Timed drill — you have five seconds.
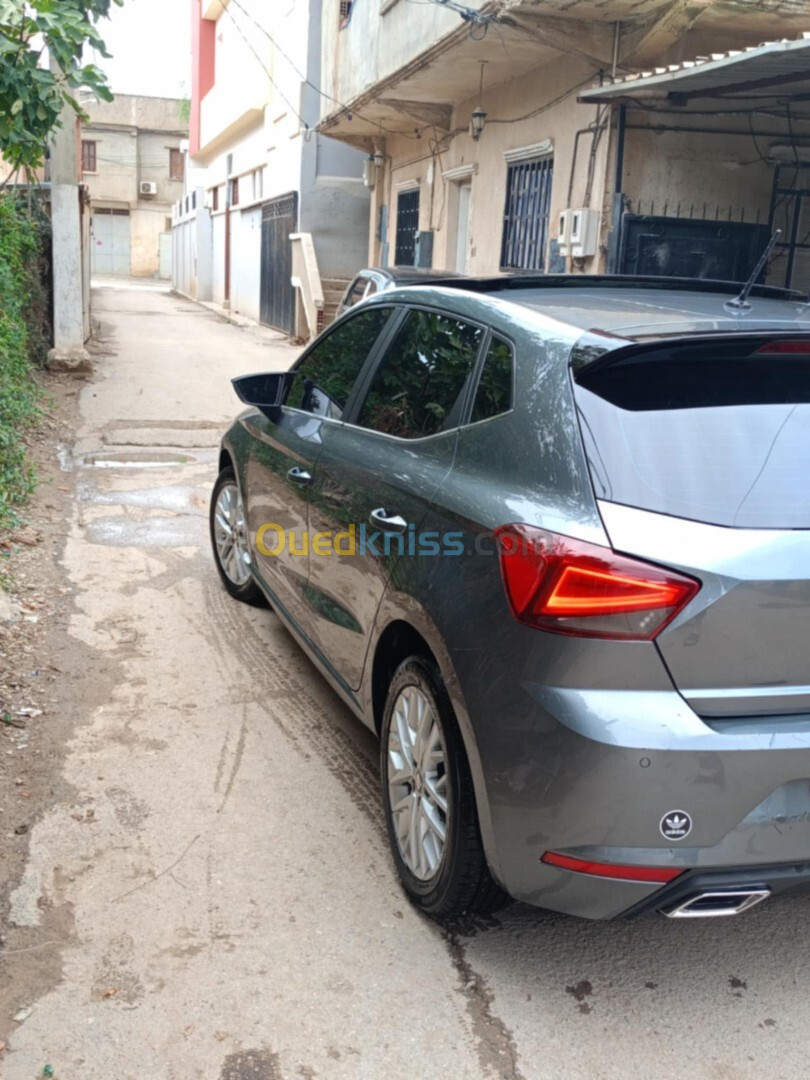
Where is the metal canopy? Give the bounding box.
[579,34,810,103]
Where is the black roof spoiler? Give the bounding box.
[418,274,807,304]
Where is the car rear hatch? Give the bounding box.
[573,334,810,722]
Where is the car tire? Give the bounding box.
[210,467,264,606]
[380,656,507,918]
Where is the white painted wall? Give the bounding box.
[186,0,369,322]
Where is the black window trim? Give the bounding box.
[463,328,518,429]
[340,301,491,443]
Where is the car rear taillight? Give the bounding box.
[755,340,810,355]
[494,525,699,640]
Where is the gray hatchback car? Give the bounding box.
[211,275,810,921]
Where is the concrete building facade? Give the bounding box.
[177,0,370,334]
[82,95,188,278]
[318,0,810,290]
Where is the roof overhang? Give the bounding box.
[579,34,810,105]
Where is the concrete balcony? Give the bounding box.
[318,0,810,148]
[197,80,267,161]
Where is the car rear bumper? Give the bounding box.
[476,684,810,918]
[623,861,810,919]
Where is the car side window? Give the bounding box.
[355,308,483,439]
[346,276,368,308]
[285,307,392,420]
[470,335,514,423]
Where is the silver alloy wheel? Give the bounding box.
[213,481,252,587]
[386,685,449,881]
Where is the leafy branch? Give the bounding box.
[0,0,122,175]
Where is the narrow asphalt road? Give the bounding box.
[5,281,808,1079]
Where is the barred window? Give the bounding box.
[500,156,554,271]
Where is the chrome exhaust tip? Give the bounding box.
[664,888,771,919]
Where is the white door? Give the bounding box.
[158,233,172,280]
[92,211,131,275]
[455,183,471,273]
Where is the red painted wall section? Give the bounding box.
[190,0,216,157]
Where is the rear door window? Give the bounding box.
[285,306,393,420]
[470,335,514,423]
[574,337,810,528]
[354,308,483,438]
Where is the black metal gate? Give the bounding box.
[395,190,420,266]
[619,214,767,282]
[260,192,298,334]
[769,164,810,293]
[500,156,554,271]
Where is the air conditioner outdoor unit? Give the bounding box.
[140,181,158,196]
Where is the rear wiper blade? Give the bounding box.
[724,229,781,314]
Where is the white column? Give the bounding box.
[47,67,91,370]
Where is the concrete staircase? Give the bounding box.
[320,277,350,330]
[291,233,352,339]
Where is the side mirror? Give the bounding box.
[232,372,293,420]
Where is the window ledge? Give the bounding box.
[503,139,553,164]
[442,162,477,182]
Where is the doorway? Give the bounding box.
[92,209,131,275]
[454,183,471,273]
[259,192,298,334]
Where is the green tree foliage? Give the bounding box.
[0,0,121,175]
[357,310,483,438]
[0,194,50,529]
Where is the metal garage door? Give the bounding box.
[92,209,131,275]
[259,192,297,334]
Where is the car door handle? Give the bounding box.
[287,466,312,486]
[369,507,409,534]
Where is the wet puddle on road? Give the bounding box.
[82,450,199,468]
[83,514,208,548]
[78,482,209,516]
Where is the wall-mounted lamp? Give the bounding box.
[470,61,488,142]
[470,107,487,141]
[364,149,385,187]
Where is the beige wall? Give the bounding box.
[377,55,607,275]
[86,95,187,133]
[374,49,808,279]
[130,207,174,276]
[83,95,187,276]
[622,124,775,222]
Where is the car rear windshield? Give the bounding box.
[573,337,810,529]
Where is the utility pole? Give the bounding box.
[47,60,91,372]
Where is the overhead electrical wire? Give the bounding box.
[227,0,423,140]
[224,0,611,154]
[220,2,307,127]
